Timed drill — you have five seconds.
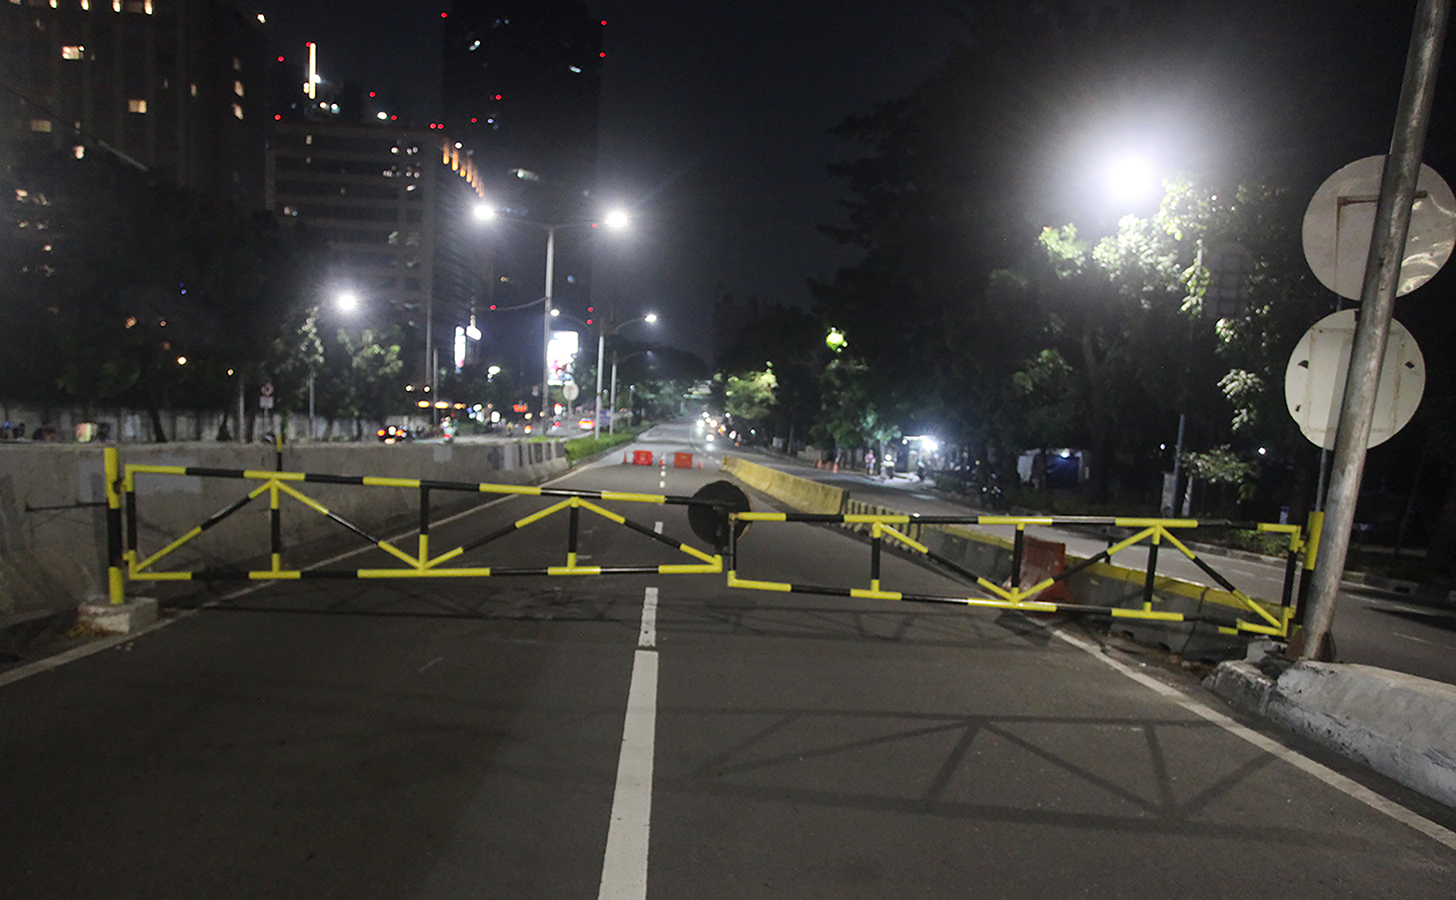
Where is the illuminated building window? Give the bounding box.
[233,80,244,97]
[73,145,85,159]
[113,1,121,12]
[30,119,53,132]
[233,58,241,71]
[232,103,243,119]
[128,99,146,113]
[81,0,88,8]
[62,45,84,59]
[189,83,197,97]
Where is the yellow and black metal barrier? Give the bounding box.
[724,510,1305,638]
[102,447,722,602]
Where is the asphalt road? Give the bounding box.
[1,421,1453,898]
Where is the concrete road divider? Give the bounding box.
[1206,660,1456,808]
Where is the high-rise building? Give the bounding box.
[1,0,269,209]
[442,1,607,390]
[266,121,488,393]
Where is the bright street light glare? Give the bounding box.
[1105,155,1159,206]
[337,291,359,312]
[603,209,629,229]
[644,313,658,323]
[473,204,496,221]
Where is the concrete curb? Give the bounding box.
[1205,659,1456,808]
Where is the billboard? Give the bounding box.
[547,329,580,385]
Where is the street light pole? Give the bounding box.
[541,224,556,420]
[595,326,606,440]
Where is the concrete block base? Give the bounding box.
[1206,658,1456,808]
[77,597,158,635]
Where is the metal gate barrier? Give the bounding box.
[101,447,723,602]
[724,510,1306,638]
[101,447,1307,639]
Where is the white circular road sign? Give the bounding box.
[1302,155,1456,301]
[1284,309,1425,450]
[561,381,580,401]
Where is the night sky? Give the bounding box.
[252,1,1439,363]
[252,0,962,360]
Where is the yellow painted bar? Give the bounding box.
[879,525,928,554]
[679,544,718,565]
[359,567,495,578]
[726,572,793,592]
[276,481,331,516]
[356,565,495,579]
[362,476,422,488]
[129,571,193,582]
[1304,511,1324,569]
[1111,608,1185,621]
[1218,626,1240,635]
[133,525,203,572]
[105,448,124,604]
[548,565,604,576]
[513,497,572,529]
[599,490,667,503]
[977,578,1015,601]
[127,464,190,476]
[979,516,1053,525]
[1159,529,1198,560]
[245,469,305,481]
[271,552,282,572]
[248,570,302,580]
[1007,576,1058,603]
[1116,517,1198,528]
[376,540,424,568]
[851,588,903,600]
[418,533,429,565]
[423,547,466,568]
[579,499,627,524]
[1257,522,1301,535]
[478,483,543,496]
[958,596,1060,613]
[1104,526,1158,558]
[1232,588,1283,628]
[1236,619,1288,636]
[845,514,909,524]
[736,512,788,521]
[658,563,722,574]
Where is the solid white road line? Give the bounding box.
[599,587,660,900]
[1054,628,1456,852]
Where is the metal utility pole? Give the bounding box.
[1300,0,1450,660]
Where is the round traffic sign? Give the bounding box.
[1284,309,1425,450]
[562,381,580,401]
[1302,155,1456,301]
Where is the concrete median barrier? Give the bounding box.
[1206,660,1456,808]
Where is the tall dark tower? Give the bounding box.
[443,0,604,217]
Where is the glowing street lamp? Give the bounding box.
[479,208,631,418]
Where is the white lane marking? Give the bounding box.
[1393,632,1439,647]
[599,586,660,900]
[653,521,663,535]
[1054,628,1456,852]
[639,587,658,649]
[659,480,666,489]
[417,656,444,673]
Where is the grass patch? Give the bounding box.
[563,428,643,463]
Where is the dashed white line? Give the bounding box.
[598,586,660,900]
[653,521,663,535]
